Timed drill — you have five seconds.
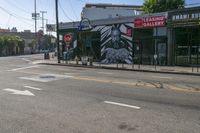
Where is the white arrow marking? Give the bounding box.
[3,88,35,96]
[24,86,42,90]
[22,58,31,63]
[10,65,41,71]
[104,101,141,110]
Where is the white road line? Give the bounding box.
[24,86,42,91]
[98,72,113,75]
[104,101,141,110]
[10,65,41,71]
[22,58,31,62]
[152,76,172,79]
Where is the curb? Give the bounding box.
[38,62,200,76]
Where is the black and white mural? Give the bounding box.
[92,23,133,64]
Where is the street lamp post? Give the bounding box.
[40,11,47,33]
[34,0,38,52]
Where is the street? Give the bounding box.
[0,54,200,133]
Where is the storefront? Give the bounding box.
[168,7,200,66]
[133,14,168,66]
[57,7,200,66]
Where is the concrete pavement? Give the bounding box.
[0,54,199,133]
[33,56,200,76]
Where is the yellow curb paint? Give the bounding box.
[72,77,155,88]
[165,84,200,93]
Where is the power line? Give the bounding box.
[69,0,79,20]
[0,5,33,22]
[6,15,12,28]
[5,0,31,15]
[58,1,74,22]
[0,6,33,26]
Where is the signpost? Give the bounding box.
[154,54,158,71]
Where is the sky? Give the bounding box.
[0,0,199,32]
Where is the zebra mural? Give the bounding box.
[92,23,133,64]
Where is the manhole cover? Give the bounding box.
[40,75,56,79]
[20,74,73,82]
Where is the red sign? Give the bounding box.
[134,16,166,28]
[64,34,72,43]
[126,28,132,37]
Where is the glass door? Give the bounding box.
[157,42,167,65]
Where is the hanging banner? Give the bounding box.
[134,16,166,28]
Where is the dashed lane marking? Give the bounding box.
[104,101,141,110]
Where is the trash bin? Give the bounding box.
[88,57,93,66]
[75,56,79,65]
[81,56,88,65]
[44,51,50,59]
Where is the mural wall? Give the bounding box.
[92,23,133,64]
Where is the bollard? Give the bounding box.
[75,56,79,65]
[89,57,93,66]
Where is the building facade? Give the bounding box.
[58,6,200,66]
[168,7,200,66]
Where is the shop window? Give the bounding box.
[183,14,187,19]
[172,16,176,20]
[191,13,198,19]
[59,35,63,41]
[180,15,183,19]
[154,27,167,36]
[195,13,199,18]
[192,14,195,19]
[176,15,179,20]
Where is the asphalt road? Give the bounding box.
[0,54,200,133]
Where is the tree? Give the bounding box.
[0,35,24,56]
[143,0,185,13]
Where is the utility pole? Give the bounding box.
[34,0,37,35]
[55,0,60,63]
[40,11,47,33]
[34,0,38,51]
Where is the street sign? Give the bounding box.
[32,13,40,19]
[46,24,56,32]
[64,34,72,43]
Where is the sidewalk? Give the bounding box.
[33,58,200,76]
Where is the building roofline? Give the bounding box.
[168,6,200,13]
[59,12,167,30]
[85,3,143,9]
